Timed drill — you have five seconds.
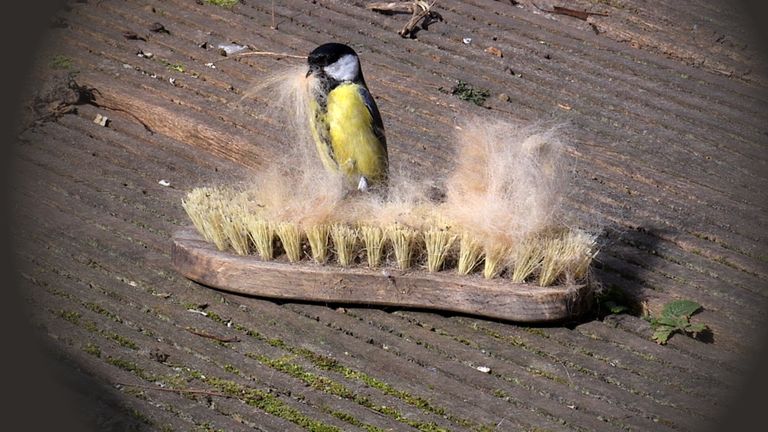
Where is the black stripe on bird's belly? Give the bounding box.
[311,94,337,167]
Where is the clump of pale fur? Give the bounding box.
[445,119,568,279]
[361,171,432,269]
[241,66,347,262]
[182,72,599,286]
[243,65,326,177]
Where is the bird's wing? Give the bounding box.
[308,97,338,171]
[358,86,387,155]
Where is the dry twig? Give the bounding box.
[368,1,443,38]
[212,50,307,66]
[186,327,241,343]
[117,382,232,398]
[535,4,608,21]
[231,50,307,60]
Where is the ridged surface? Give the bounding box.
[14,1,767,430]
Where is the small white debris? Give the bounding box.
[205,62,216,69]
[93,113,109,127]
[158,179,171,187]
[169,77,176,86]
[123,63,133,69]
[476,366,491,373]
[137,50,154,59]
[217,43,247,56]
[128,280,138,287]
[187,309,208,316]
[462,37,472,44]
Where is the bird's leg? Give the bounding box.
[357,176,369,192]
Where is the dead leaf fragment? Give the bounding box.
[484,46,503,57]
[122,31,147,41]
[93,113,109,127]
[148,22,169,34]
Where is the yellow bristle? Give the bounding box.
[221,214,250,255]
[423,225,457,272]
[360,224,385,268]
[181,193,208,241]
[510,236,543,283]
[199,196,229,252]
[182,187,227,249]
[387,224,417,270]
[483,243,511,279]
[244,216,274,260]
[562,229,598,282]
[457,232,482,275]
[331,224,358,267]
[539,236,568,286]
[306,224,331,264]
[275,222,302,263]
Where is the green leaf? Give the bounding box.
[652,326,676,345]
[685,323,708,335]
[661,299,702,319]
[451,80,490,106]
[604,301,628,314]
[651,315,682,328]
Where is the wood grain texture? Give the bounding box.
[172,228,592,323]
[13,0,768,430]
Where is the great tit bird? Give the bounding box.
[306,43,388,192]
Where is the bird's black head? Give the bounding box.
[306,43,364,85]
[308,43,357,68]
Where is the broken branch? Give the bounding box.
[367,2,414,13]
[535,5,608,21]
[186,327,240,343]
[368,1,443,38]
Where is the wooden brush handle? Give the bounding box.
[172,228,593,323]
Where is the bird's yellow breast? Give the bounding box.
[325,83,387,182]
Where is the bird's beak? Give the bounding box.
[306,67,314,78]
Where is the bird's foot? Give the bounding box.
[357,176,369,192]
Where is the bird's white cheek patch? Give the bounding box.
[324,54,359,82]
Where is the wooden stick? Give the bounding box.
[534,5,608,21]
[367,2,415,13]
[211,50,306,66]
[271,0,277,30]
[186,327,240,343]
[117,382,232,398]
[227,51,307,60]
